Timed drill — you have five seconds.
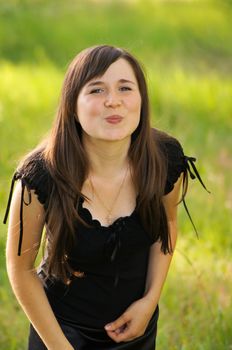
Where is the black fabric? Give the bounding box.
[159,136,186,195]
[15,152,51,207]
[39,206,152,328]
[3,152,52,255]
[28,306,159,350]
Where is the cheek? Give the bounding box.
[77,97,102,119]
[128,95,141,115]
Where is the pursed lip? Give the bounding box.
[105,115,123,122]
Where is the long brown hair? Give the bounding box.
[19,45,170,282]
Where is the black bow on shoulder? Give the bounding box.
[182,156,210,238]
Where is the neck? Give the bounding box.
[82,133,131,178]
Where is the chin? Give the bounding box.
[103,126,138,140]
[101,131,132,142]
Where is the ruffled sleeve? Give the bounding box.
[158,133,210,235]
[3,152,52,256]
[162,137,186,195]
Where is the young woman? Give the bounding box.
[3,45,208,350]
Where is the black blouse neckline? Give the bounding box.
[78,196,137,230]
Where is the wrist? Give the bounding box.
[142,292,159,311]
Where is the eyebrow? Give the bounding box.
[86,79,136,87]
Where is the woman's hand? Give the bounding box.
[104,297,156,343]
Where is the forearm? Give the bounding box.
[8,268,73,350]
[143,221,177,309]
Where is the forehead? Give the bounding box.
[87,58,137,84]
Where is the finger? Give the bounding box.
[105,324,128,341]
[104,313,129,332]
[106,325,135,343]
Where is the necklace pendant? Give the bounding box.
[89,164,129,227]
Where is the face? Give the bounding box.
[76,58,141,143]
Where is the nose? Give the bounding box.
[104,91,122,108]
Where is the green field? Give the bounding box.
[0,0,231,349]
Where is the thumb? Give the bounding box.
[104,313,129,331]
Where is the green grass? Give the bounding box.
[0,0,231,349]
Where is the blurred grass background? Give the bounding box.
[0,0,231,349]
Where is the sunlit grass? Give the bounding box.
[1,56,231,349]
[0,0,232,349]
[0,61,61,175]
[0,0,231,67]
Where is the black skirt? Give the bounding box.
[28,305,159,350]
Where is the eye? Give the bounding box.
[119,86,132,91]
[89,88,104,94]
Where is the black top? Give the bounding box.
[3,131,209,328]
